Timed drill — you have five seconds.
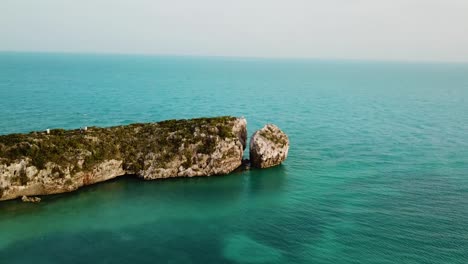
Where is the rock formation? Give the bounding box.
[250,124,289,168]
[21,196,41,203]
[0,116,247,201]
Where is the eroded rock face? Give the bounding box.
[0,116,247,201]
[249,124,289,169]
[0,159,125,201]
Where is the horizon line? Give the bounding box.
[1,49,468,65]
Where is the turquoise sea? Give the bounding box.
[1,52,468,263]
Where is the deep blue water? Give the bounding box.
[1,52,468,263]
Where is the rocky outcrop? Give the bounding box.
[21,196,41,203]
[0,116,247,201]
[250,124,289,168]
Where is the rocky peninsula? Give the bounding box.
[0,116,289,201]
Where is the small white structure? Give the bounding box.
[84,126,87,131]
[46,129,50,135]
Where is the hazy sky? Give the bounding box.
[1,0,468,62]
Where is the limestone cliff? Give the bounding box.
[250,124,289,168]
[0,116,247,201]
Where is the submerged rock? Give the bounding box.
[0,116,247,201]
[249,124,289,168]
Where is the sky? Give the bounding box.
[1,0,468,62]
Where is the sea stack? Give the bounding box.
[249,124,289,168]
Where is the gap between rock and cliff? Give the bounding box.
[0,116,288,202]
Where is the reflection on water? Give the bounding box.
[247,165,287,195]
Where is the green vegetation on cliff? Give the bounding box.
[0,116,238,175]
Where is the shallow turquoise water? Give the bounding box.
[1,52,468,263]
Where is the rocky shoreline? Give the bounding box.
[0,116,288,201]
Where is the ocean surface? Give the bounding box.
[0,52,468,264]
